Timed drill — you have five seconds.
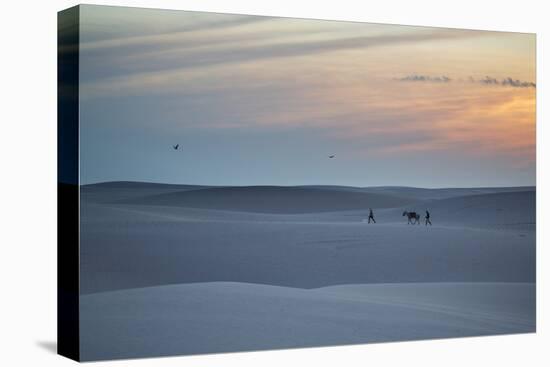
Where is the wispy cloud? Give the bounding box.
[398,74,452,83]
[83,29,488,97]
[80,15,275,51]
[399,74,536,88]
[478,76,536,88]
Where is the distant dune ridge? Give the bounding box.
[82,181,534,214]
[79,181,536,361]
[81,181,210,203]
[113,186,416,213]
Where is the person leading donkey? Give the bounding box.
[425,209,432,226]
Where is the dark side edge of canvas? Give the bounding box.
[58,5,80,362]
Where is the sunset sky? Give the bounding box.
[79,5,536,187]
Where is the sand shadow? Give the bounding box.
[36,340,57,354]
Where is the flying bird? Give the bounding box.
[329,155,335,158]
[173,144,179,150]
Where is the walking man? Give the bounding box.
[368,208,376,224]
[425,209,432,226]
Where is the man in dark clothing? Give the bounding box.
[425,210,432,226]
[368,208,376,224]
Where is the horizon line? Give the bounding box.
[79,180,536,190]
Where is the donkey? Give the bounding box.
[402,211,420,225]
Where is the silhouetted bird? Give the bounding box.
[329,155,335,158]
[173,144,179,150]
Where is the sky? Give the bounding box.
[78,5,536,188]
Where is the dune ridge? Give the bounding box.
[113,185,416,213]
[80,281,535,361]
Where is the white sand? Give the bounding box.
[79,183,535,360]
[80,282,534,361]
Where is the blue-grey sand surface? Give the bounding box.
[79,183,535,361]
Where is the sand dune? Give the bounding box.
[81,181,210,203]
[80,281,535,361]
[292,185,533,200]
[361,186,534,200]
[80,202,535,294]
[83,181,205,190]
[81,181,534,211]
[114,185,415,213]
[79,182,536,360]
[376,190,535,229]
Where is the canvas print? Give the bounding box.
[58,5,536,362]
